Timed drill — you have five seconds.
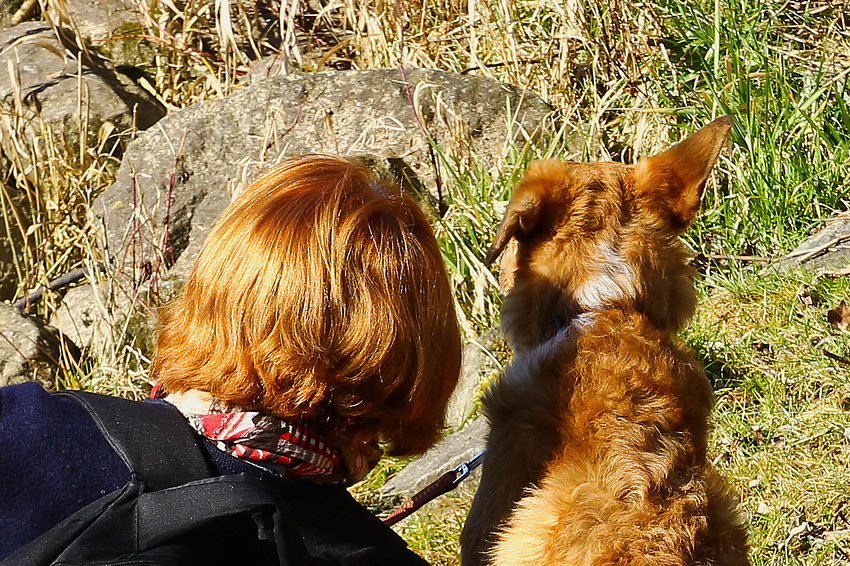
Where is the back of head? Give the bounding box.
[152,155,462,455]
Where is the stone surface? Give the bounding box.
[380,416,488,497]
[49,0,160,68]
[49,282,128,351]
[0,302,69,386]
[94,68,558,281]
[49,0,146,42]
[48,276,184,355]
[0,22,166,160]
[771,214,850,273]
[445,327,505,430]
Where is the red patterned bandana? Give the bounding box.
[150,386,377,483]
[187,410,342,480]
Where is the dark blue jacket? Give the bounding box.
[0,382,427,565]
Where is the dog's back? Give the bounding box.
[462,117,749,566]
[488,308,748,565]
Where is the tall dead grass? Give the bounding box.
[339,0,683,157]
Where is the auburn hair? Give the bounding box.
[152,155,462,455]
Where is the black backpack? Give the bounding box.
[1,391,309,566]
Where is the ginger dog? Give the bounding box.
[461,117,749,566]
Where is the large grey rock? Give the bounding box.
[0,22,166,162]
[49,0,145,42]
[49,275,184,354]
[0,302,69,386]
[445,327,506,429]
[95,68,557,280]
[771,214,850,272]
[381,416,488,498]
[48,0,159,68]
[49,281,130,352]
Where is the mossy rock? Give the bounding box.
[92,21,157,69]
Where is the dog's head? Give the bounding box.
[487,117,733,355]
[153,156,462,456]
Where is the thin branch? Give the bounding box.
[786,235,850,263]
[823,349,850,366]
[394,0,445,215]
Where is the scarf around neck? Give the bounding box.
[189,409,341,479]
[152,386,343,481]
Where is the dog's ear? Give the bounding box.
[484,190,542,267]
[634,116,733,231]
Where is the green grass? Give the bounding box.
[433,159,510,337]
[686,270,850,565]
[2,0,849,564]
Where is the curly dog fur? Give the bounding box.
[462,117,749,566]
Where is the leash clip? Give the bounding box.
[382,449,486,526]
[452,450,486,487]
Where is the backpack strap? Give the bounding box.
[2,391,309,566]
[56,391,212,491]
[136,474,311,565]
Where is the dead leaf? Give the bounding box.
[827,300,850,330]
[798,286,814,306]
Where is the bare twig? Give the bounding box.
[13,263,106,310]
[786,235,850,263]
[822,349,850,366]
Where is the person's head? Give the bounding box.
[152,155,461,456]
